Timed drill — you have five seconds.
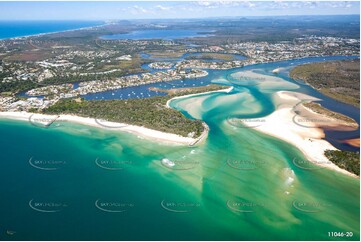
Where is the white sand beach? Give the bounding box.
[0,111,196,145]
[240,91,358,178]
[0,88,238,146]
[165,86,233,108]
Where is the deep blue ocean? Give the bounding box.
[0,20,104,40]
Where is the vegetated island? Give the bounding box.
[41,84,228,138]
[290,59,360,107]
[302,101,358,128]
[290,59,360,176]
[184,53,235,61]
[325,150,360,176]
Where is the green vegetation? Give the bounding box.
[303,102,358,126]
[43,85,227,137]
[325,150,360,176]
[185,53,235,61]
[0,79,37,94]
[146,51,184,59]
[290,59,360,107]
[5,49,56,62]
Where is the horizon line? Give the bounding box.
[0,13,360,21]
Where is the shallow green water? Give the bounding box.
[0,67,359,240]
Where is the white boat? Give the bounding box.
[161,158,175,167]
[272,68,280,74]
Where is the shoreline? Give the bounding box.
[165,86,233,108]
[0,88,236,146]
[301,103,359,129]
[0,87,235,146]
[0,111,197,146]
[165,87,233,146]
[289,59,360,108]
[0,22,108,41]
[240,91,358,178]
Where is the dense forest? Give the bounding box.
[325,150,360,176]
[290,59,360,107]
[43,85,227,137]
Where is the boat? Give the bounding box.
[272,68,280,74]
[161,158,175,167]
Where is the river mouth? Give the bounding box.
[18,56,360,151]
[3,55,359,240]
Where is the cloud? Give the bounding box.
[328,1,354,9]
[268,1,292,10]
[195,1,251,9]
[119,1,359,18]
[197,1,211,7]
[240,1,256,8]
[121,5,156,15]
[155,5,171,11]
[303,1,318,9]
[122,4,174,15]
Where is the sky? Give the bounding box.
[0,1,359,20]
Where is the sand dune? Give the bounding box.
[240,91,358,178]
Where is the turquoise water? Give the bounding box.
[0,21,104,40]
[0,59,359,240]
[80,55,359,151]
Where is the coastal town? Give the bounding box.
[0,30,359,112]
[0,3,360,240]
[26,68,208,97]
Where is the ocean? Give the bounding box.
[0,57,359,240]
[0,20,104,40]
